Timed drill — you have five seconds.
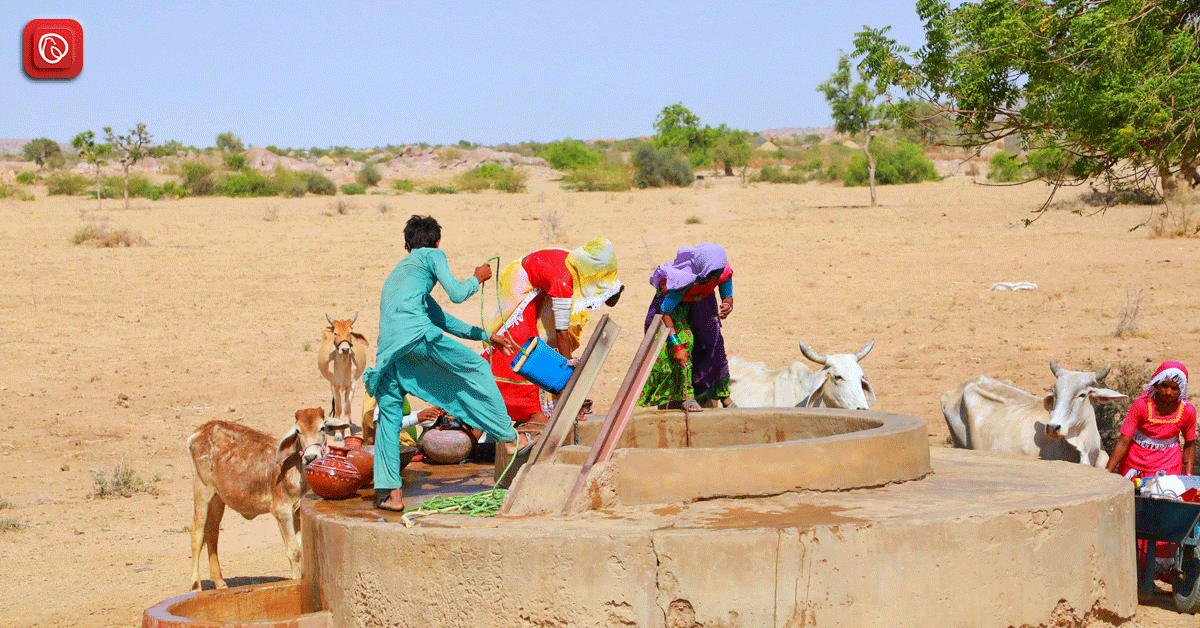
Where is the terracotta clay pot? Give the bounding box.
[343,447,374,487]
[344,434,364,450]
[305,447,362,499]
[420,428,474,464]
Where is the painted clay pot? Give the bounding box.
[420,428,474,464]
[343,447,374,487]
[343,434,364,450]
[305,446,361,499]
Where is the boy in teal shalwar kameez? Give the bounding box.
[365,215,521,512]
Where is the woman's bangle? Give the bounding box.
[667,333,681,347]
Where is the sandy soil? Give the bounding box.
[1,174,1197,627]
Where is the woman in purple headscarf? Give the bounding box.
[637,243,734,412]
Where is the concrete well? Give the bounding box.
[299,406,1136,627]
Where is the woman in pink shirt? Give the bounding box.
[1107,360,1197,478]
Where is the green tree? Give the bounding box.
[711,125,753,180]
[854,0,1200,206]
[104,123,153,209]
[72,131,111,210]
[216,131,244,153]
[539,140,600,171]
[817,52,893,206]
[22,138,62,167]
[653,103,717,166]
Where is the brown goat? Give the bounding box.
[186,408,347,590]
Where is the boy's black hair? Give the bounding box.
[404,215,441,250]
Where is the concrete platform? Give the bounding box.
[301,447,1136,627]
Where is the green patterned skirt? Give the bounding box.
[637,301,731,407]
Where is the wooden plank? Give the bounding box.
[528,314,620,465]
[562,316,668,513]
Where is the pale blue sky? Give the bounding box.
[4,1,929,148]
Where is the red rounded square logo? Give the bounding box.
[24,19,83,79]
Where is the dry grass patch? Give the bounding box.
[91,459,157,498]
[72,224,150,247]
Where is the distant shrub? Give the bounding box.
[821,161,847,182]
[561,165,634,192]
[452,164,527,193]
[393,179,416,193]
[225,153,248,171]
[160,181,185,199]
[988,152,1024,182]
[15,172,42,184]
[753,165,803,184]
[356,162,382,187]
[120,174,160,199]
[492,167,528,193]
[0,183,34,200]
[305,172,337,195]
[1026,148,1070,180]
[846,141,939,186]
[72,224,150,247]
[180,161,217,196]
[424,185,457,194]
[340,182,367,195]
[434,147,462,166]
[539,140,601,171]
[46,172,92,195]
[632,144,693,188]
[219,170,277,197]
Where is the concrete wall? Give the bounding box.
[303,448,1136,628]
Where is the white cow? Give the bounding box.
[728,340,876,410]
[941,362,1125,467]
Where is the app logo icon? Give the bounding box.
[23,19,83,79]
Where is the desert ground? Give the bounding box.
[2,171,1198,627]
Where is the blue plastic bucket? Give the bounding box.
[510,336,574,394]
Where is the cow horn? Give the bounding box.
[854,339,874,362]
[1049,360,1061,377]
[1095,363,1112,382]
[326,313,335,326]
[351,311,358,325]
[799,341,828,365]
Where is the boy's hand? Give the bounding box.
[474,263,493,283]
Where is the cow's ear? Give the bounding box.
[276,426,300,464]
[324,418,351,432]
[351,332,369,346]
[1090,388,1127,404]
[861,378,876,406]
[1043,393,1055,412]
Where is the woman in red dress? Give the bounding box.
[1107,360,1196,479]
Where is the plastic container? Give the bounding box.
[510,336,574,394]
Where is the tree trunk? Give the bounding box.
[94,164,102,211]
[122,162,130,210]
[1158,162,1179,200]
[863,136,877,207]
[724,161,733,177]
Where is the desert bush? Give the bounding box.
[0,518,26,532]
[46,172,91,195]
[160,181,185,199]
[821,161,847,182]
[1147,204,1200,238]
[393,179,416,193]
[72,224,150,247]
[340,182,367,195]
[434,147,462,166]
[492,167,528,193]
[453,168,493,192]
[1026,148,1070,179]
[0,496,12,509]
[219,170,277,197]
[15,172,42,184]
[632,144,693,188]
[424,185,457,194]
[356,162,382,187]
[0,183,34,200]
[1080,185,1161,207]
[561,164,634,192]
[539,140,601,171]
[304,172,337,196]
[846,141,939,186]
[271,169,308,197]
[988,152,1025,182]
[180,161,217,196]
[753,165,804,184]
[225,153,248,171]
[92,459,156,498]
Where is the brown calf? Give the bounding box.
[186,407,347,590]
[317,314,369,430]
